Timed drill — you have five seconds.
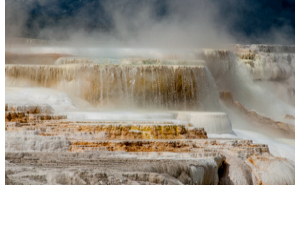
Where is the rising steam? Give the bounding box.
[5,0,295,48]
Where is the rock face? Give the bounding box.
[218,155,254,185]
[232,45,295,109]
[5,104,66,123]
[6,131,71,152]
[5,138,294,185]
[5,152,225,185]
[242,53,294,81]
[5,105,295,185]
[245,155,295,185]
[200,46,295,117]
[219,91,295,137]
[6,121,207,141]
[6,103,54,114]
[176,112,232,134]
[233,44,295,54]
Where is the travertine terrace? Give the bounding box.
[5,41,295,185]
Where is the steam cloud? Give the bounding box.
[5,0,295,48]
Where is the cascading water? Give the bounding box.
[5,45,296,172]
[5,46,295,146]
[5,63,221,111]
[200,49,295,121]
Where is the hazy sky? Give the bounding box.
[5,0,295,47]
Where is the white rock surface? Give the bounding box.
[245,155,295,185]
[5,131,71,152]
[177,112,232,134]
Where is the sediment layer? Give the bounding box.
[5,138,293,185]
[5,104,207,140]
[5,104,294,185]
[6,121,207,140]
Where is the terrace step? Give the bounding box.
[6,120,207,140]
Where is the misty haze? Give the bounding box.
[5,0,295,185]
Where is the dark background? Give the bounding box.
[5,0,295,44]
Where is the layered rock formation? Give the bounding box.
[5,104,294,185]
[5,44,295,185]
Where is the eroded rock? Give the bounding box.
[219,91,295,137]
[245,154,295,185]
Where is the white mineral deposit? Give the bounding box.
[5,43,295,185]
[5,0,295,185]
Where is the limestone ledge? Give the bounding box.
[245,155,295,185]
[5,152,225,185]
[232,44,295,54]
[6,131,70,152]
[5,128,294,185]
[4,103,294,185]
[213,44,296,81]
[5,112,67,123]
[69,139,269,158]
[5,104,67,123]
[5,146,294,185]
[6,121,207,140]
[219,91,295,137]
[5,104,54,114]
[238,53,294,81]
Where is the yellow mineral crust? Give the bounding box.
[6,120,207,140]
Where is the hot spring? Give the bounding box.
[5,44,295,162]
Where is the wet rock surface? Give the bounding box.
[5,152,225,185]
[5,64,220,110]
[233,45,295,88]
[219,91,295,137]
[5,141,294,185]
[5,108,294,185]
[4,46,295,185]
